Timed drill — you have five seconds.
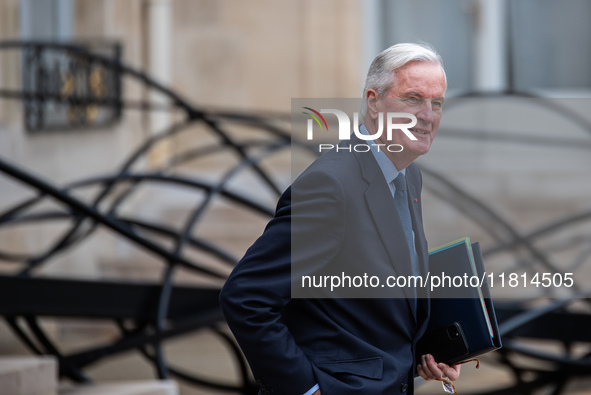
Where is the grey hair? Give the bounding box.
[361,42,447,117]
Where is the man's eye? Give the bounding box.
[405,97,421,104]
[433,101,443,108]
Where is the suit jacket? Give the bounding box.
[220,135,431,395]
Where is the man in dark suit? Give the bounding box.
[219,43,460,395]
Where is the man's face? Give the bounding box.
[367,61,446,165]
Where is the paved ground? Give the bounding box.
[2,318,591,394]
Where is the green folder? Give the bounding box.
[416,237,502,367]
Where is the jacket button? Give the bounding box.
[400,383,409,392]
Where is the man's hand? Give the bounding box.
[417,354,461,381]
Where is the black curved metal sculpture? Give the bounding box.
[0,41,590,394]
[0,40,302,393]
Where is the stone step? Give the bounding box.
[58,380,178,395]
[0,356,58,395]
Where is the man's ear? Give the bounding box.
[366,89,379,119]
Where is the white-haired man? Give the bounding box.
[220,42,459,395]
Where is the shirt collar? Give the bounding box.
[359,123,404,184]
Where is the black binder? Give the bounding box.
[416,238,502,367]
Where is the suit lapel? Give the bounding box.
[406,168,430,328]
[406,172,429,279]
[352,139,418,318]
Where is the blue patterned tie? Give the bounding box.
[393,173,420,311]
